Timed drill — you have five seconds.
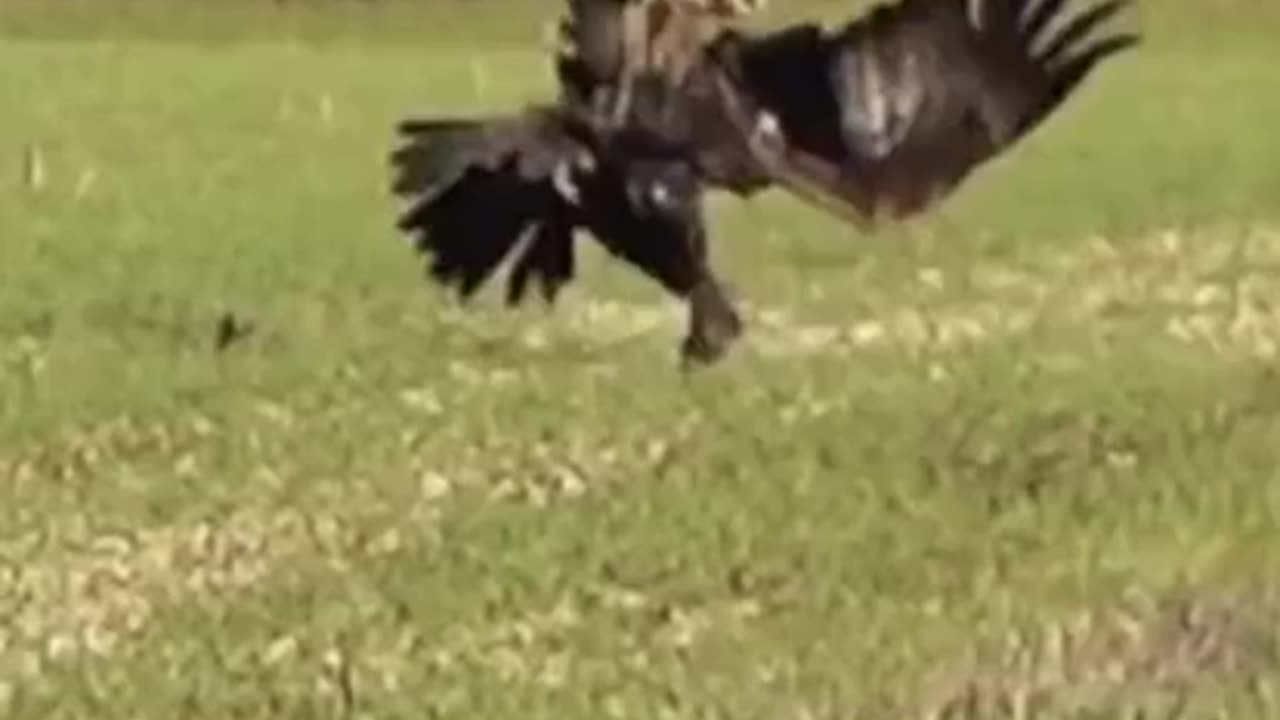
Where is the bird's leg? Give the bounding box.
[608,81,634,128]
[680,274,742,368]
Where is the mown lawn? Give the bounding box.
[2,1,1280,717]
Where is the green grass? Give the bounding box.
[3,1,1280,717]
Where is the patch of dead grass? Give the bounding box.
[918,589,1280,719]
[0,508,311,688]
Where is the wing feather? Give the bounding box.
[1020,0,1071,41]
[1034,0,1131,65]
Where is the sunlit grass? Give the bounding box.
[2,1,1280,717]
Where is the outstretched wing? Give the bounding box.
[390,112,584,305]
[728,0,1139,221]
[389,108,712,308]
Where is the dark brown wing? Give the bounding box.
[728,0,1139,221]
[389,108,716,308]
[390,111,585,305]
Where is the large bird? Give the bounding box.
[390,0,1138,367]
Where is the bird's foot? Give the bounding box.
[680,279,743,370]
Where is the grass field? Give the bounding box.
[3,1,1280,717]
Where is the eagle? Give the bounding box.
[389,0,1138,368]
